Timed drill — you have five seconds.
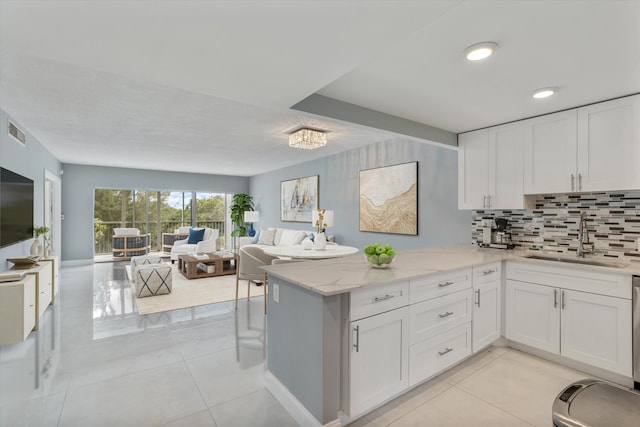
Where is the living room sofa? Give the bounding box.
[170,227,219,262]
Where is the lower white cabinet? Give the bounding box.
[409,323,471,386]
[472,279,501,353]
[349,306,409,417]
[505,279,632,376]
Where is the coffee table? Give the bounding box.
[177,252,237,279]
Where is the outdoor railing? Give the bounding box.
[94,220,225,255]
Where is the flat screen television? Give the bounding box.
[0,167,34,248]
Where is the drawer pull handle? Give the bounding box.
[438,347,453,356]
[29,304,34,307]
[475,288,481,307]
[353,326,360,353]
[373,294,394,303]
[439,311,454,319]
[438,281,454,287]
[482,269,495,275]
[554,289,558,308]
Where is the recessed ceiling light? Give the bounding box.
[464,42,498,61]
[533,87,557,99]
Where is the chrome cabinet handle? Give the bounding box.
[439,311,454,319]
[554,289,558,308]
[482,269,495,276]
[561,290,566,310]
[475,288,481,307]
[438,347,453,356]
[571,174,575,191]
[353,326,360,353]
[438,281,454,288]
[373,294,394,303]
[483,195,487,209]
[578,173,582,191]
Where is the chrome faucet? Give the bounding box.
[577,211,594,257]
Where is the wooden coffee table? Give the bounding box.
[177,252,237,279]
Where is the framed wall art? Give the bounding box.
[359,162,418,235]
[281,174,319,222]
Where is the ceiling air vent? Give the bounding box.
[8,120,26,145]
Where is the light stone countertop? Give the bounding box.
[262,244,640,296]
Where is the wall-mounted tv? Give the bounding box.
[0,167,34,248]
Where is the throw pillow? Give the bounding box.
[257,228,276,245]
[279,229,307,246]
[187,228,205,244]
[273,228,284,246]
[251,230,261,244]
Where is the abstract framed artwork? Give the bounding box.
[281,174,319,222]
[359,162,418,235]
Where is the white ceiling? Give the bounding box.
[1,0,639,176]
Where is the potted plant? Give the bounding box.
[230,193,254,238]
[31,225,50,256]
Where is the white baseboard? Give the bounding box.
[265,370,341,427]
[61,259,93,267]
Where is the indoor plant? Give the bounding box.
[230,193,254,238]
[31,225,50,256]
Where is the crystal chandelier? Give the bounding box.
[288,128,327,150]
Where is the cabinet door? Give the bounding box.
[523,109,578,194]
[577,95,640,192]
[349,307,409,417]
[487,122,524,209]
[458,129,489,209]
[505,280,560,354]
[472,279,501,353]
[561,290,632,376]
[37,266,53,317]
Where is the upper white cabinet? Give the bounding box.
[524,94,640,194]
[458,122,524,209]
[523,109,578,194]
[576,95,640,192]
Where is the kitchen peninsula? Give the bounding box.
[262,245,637,426]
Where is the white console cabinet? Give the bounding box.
[0,274,36,345]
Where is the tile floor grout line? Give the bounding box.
[450,384,536,427]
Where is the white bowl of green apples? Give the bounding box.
[363,243,396,268]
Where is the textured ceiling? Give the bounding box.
[1,1,639,176]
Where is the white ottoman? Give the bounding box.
[134,264,172,298]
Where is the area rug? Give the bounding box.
[126,264,265,315]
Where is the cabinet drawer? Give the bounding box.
[409,289,472,345]
[350,281,409,321]
[410,268,471,304]
[23,277,36,339]
[472,262,501,286]
[506,260,631,299]
[409,323,471,386]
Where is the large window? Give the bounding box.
[94,189,228,255]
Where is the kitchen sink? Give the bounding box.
[524,254,629,269]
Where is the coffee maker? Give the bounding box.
[479,217,515,249]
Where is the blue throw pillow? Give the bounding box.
[187,228,205,244]
[251,230,261,244]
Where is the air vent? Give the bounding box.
[8,120,26,145]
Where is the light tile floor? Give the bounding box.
[0,262,592,426]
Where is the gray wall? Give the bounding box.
[250,137,470,250]
[0,110,62,271]
[61,164,249,263]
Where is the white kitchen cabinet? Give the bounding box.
[472,279,501,353]
[349,306,409,417]
[523,109,578,194]
[458,122,524,210]
[505,279,560,354]
[524,94,640,194]
[576,95,640,192]
[506,275,632,377]
[0,275,36,345]
[561,289,631,376]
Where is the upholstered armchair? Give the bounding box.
[170,228,219,262]
[235,245,278,313]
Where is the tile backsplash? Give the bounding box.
[472,191,640,260]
